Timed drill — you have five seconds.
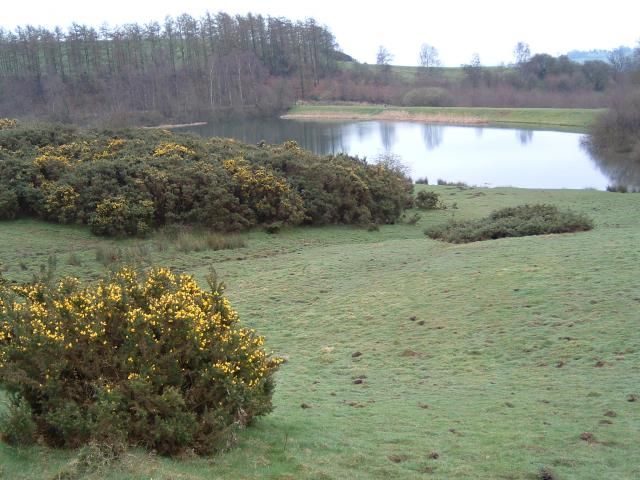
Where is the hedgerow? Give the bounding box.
[0,267,282,455]
[0,124,413,235]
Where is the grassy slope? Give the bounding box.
[1,186,640,479]
[337,62,470,81]
[284,104,603,130]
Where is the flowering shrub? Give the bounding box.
[223,158,305,225]
[89,196,154,236]
[0,125,413,235]
[43,183,80,223]
[0,267,282,455]
[153,142,197,158]
[0,118,17,130]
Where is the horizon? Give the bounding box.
[1,0,639,67]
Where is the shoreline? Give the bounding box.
[281,105,603,130]
[142,121,207,129]
[281,111,490,125]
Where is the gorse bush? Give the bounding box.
[0,118,18,130]
[0,125,413,236]
[415,191,442,210]
[0,267,282,455]
[425,204,593,243]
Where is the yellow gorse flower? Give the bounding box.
[0,267,282,390]
[153,142,196,158]
[0,118,18,130]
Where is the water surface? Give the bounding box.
[184,119,632,190]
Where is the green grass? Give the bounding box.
[1,186,640,479]
[284,104,604,130]
[337,61,474,82]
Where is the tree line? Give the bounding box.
[336,41,640,108]
[0,12,342,123]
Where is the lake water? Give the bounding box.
[184,119,630,190]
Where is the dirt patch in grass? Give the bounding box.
[387,454,410,463]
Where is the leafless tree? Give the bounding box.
[418,43,441,72]
[513,41,531,65]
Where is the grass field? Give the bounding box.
[1,186,639,479]
[283,105,604,131]
[337,62,472,82]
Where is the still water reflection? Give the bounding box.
[184,119,636,190]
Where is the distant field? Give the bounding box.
[1,186,639,479]
[283,104,604,130]
[337,61,471,81]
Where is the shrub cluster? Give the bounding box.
[425,204,593,243]
[0,267,282,455]
[0,125,413,236]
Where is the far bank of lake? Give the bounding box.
[281,105,603,130]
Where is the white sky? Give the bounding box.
[2,0,639,66]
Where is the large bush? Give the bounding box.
[0,125,413,235]
[588,90,640,158]
[425,204,593,243]
[0,267,282,455]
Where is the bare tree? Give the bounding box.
[376,45,393,66]
[608,46,631,76]
[463,53,482,87]
[418,43,440,74]
[513,41,531,65]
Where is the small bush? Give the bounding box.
[0,267,281,455]
[0,395,37,446]
[0,189,19,220]
[425,204,593,243]
[95,245,122,266]
[264,222,282,234]
[67,252,83,266]
[404,213,422,225]
[415,191,442,210]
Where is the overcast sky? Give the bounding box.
[2,1,638,66]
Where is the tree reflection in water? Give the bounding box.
[422,124,444,150]
[379,122,397,152]
[516,129,534,145]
